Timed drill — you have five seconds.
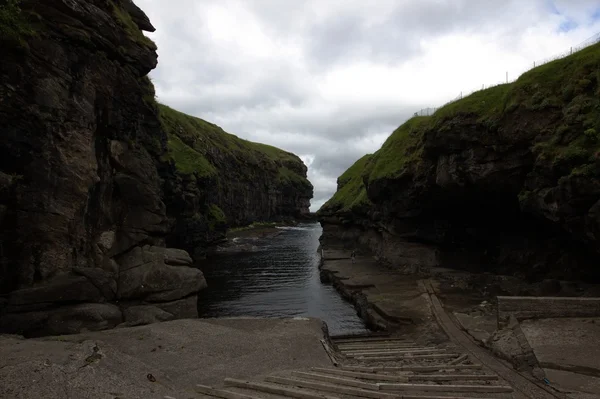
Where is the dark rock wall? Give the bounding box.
[319,44,600,282]
[0,0,312,336]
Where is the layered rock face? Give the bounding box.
[158,105,313,259]
[0,0,311,336]
[319,43,600,282]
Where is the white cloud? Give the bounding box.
[136,0,600,211]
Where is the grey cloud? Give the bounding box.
[135,0,598,211]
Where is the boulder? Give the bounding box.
[73,267,117,301]
[117,245,206,302]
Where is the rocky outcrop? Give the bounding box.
[0,0,310,336]
[319,43,600,282]
[158,105,313,258]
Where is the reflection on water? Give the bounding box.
[197,222,368,335]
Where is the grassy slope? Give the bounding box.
[320,42,600,215]
[158,104,311,188]
[319,154,373,215]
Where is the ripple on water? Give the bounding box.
[197,222,368,335]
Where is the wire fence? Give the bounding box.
[414,31,600,118]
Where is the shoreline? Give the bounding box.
[0,317,335,398]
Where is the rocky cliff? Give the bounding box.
[0,0,312,337]
[158,104,312,259]
[319,42,600,282]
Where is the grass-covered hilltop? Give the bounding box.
[0,0,312,337]
[319,41,600,282]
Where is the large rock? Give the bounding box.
[117,245,206,302]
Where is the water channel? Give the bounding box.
[197,222,368,335]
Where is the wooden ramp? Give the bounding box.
[196,335,517,399]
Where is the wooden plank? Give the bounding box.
[330,331,390,340]
[312,367,409,382]
[340,364,483,373]
[264,375,388,398]
[339,346,438,352]
[409,375,499,382]
[319,339,339,366]
[195,384,262,399]
[332,337,412,344]
[223,378,338,399]
[354,353,459,361]
[337,343,420,350]
[311,368,498,383]
[448,354,468,365]
[378,382,513,393]
[345,349,446,357]
[292,371,377,390]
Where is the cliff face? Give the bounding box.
[0,0,312,337]
[158,105,312,258]
[319,42,600,282]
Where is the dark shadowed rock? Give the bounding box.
[123,0,156,32]
[8,275,104,307]
[0,303,123,337]
[0,0,311,337]
[318,43,600,282]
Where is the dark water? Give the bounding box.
[197,222,368,335]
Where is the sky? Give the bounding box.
[135,0,600,212]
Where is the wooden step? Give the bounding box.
[332,337,413,344]
[264,375,384,398]
[345,349,446,357]
[195,384,262,399]
[264,375,497,399]
[337,343,421,350]
[409,375,499,382]
[341,364,483,373]
[378,382,513,393]
[292,371,376,390]
[330,331,390,340]
[223,378,339,399]
[354,353,460,361]
[312,367,409,382]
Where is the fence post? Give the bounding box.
[570,47,573,55]
[506,72,508,83]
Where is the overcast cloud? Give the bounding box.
[135,0,600,211]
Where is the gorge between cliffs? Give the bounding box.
[2,0,600,343]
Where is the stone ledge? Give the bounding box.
[497,296,600,327]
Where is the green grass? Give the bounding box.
[323,42,600,216]
[0,0,34,47]
[434,84,512,123]
[207,204,227,231]
[163,134,216,177]
[208,204,226,223]
[158,104,312,191]
[318,154,373,215]
[110,1,156,50]
[367,116,429,181]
